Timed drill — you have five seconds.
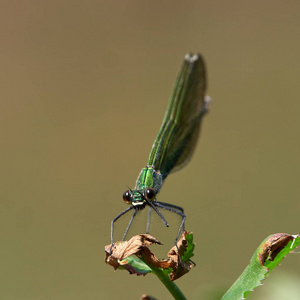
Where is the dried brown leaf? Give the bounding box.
[167,231,195,280]
[105,231,195,280]
[140,294,157,300]
[105,234,162,271]
[259,233,294,265]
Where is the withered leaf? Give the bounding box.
[140,294,157,300]
[105,231,195,281]
[259,233,294,265]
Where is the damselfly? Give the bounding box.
[111,53,210,250]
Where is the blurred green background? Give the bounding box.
[1,1,299,299]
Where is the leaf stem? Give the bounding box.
[140,257,186,300]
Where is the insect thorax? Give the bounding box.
[129,167,163,208]
[135,166,163,193]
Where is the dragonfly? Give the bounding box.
[110,53,210,251]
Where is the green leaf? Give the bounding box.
[221,233,300,300]
[119,255,152,275]
[182,232,194,262]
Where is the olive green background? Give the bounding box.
[1,1,299,299]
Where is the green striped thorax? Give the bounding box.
[122,166,163,209]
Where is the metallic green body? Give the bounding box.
[131,53,208,207]
[133,167,163,206]
[110,53,209,247]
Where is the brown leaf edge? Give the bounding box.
[105,231,195,281]
[140,294,157,300]
[258,233,294,265]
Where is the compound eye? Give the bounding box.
[145,188,156,201]
[123,190,131,204]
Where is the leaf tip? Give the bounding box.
[259,233,293,266]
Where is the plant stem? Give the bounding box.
[140,257,186,300]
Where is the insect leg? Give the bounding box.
[154,201,186,249]
[145,198,169,228]
[110,206,134,253]
[146,206,152,234]
[122,208,138,241]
